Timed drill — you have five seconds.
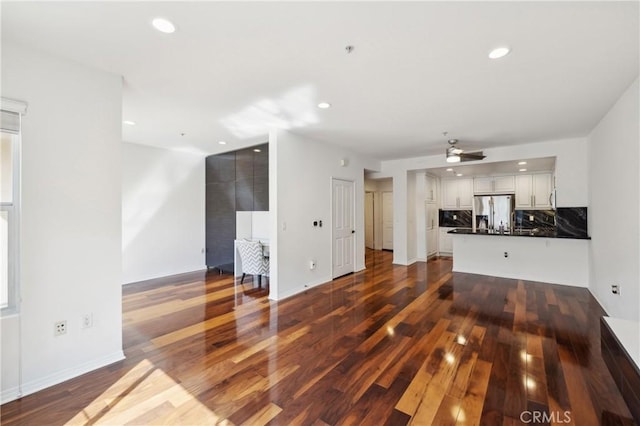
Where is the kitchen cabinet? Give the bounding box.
[439,227,454,254]
[474,175,515,194]
[427,229,438,256]
[494,175,516,193]
[442,178,473,209]
[473,177,493,194]
[205,144,269,270]
[515,173,553,209]
[426,203,438,256]
[425,174,437,203]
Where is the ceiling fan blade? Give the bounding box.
[459,151,486,162]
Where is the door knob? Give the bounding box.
[351,230,355,234]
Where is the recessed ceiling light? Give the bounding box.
[489,46,510,59]
[253,148,261,152]
[518,161,527,165]
[152,17,176,34]
[456,173,463,177]
[519,168,527,172]
[446,168,453,172]
[123,120,136,126]
[317,102,331,109]
[218,141,227,145]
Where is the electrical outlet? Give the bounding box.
[611,284,620,295]
[54,320,67,336]
[82,313,93,329]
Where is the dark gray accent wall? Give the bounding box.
[205,143,268,270]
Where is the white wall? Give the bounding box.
[414,172,427,260]
[452,235,589,287]
[370,137,589,264]
[588,78,639,322]
[122,143,205,284]
[392,171,409,264]
[407,172,417,263]
[269,129,380,300]
[1,42,123,402]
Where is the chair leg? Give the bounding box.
[241,273,246,284]
[258,275,262,288]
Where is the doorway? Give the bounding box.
[332,178,355,278]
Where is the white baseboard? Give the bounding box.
[1,350,125,404]
[270,275,333,301]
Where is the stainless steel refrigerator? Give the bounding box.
[474,195,514,231]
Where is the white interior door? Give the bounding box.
[365,192,374,249]
[382,191,393,250]
[332,179,355,278]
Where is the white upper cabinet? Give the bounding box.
[473,175,515,194]
[442,178,473,209]
[494,175,516,193]
[515,173,553,209]
[532,173,553,208]
[442,179,459,209]
[473,177,493,194]
[458,179,473,209]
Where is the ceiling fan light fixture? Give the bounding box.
[446,145,461,163]
[446,153,461,163]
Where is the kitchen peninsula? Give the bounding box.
[449,218,590,287]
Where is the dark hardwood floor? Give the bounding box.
[1,250,635,425]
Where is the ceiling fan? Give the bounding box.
[445,138,486,163]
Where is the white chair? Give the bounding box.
[236,240,269,287]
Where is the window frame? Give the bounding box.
[1,102,24,316]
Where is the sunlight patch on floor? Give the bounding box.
[65,359,224,425]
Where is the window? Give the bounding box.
[1,102,24,315]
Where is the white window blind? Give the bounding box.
[0,110,20,134]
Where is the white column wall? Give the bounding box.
[1,42,123,402]
[587,78,639,321]
[392,171,409,265]
[269,130,380,300]
[415,171,427,261]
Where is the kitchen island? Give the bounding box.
[448,228,590,287]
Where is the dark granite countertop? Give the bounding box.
[448,228,591,240]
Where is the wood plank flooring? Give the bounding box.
[1,250,635,425]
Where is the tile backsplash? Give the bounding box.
[556,207,588,238]
[439,210,472,227]
[514,210,556,231]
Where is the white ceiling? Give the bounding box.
[2,2,638,160]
